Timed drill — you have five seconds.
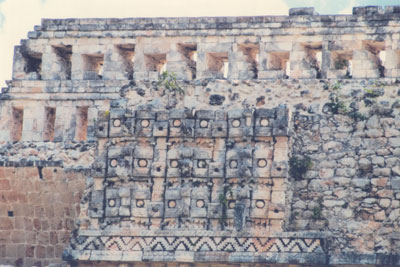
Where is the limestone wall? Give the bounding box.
[0,5,400,267]
[0,167,86,266]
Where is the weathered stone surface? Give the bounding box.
[2,5,400,267]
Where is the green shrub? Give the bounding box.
[157,71,184,95]
[289,155,312,180]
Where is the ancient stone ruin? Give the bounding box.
[1,5,400,267]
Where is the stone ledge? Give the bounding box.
[76,230,328,238]
[64,249,400,265]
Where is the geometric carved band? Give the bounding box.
[70,235,325,253]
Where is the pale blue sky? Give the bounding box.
[0,0,399,86]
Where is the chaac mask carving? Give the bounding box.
[66,106,325,261]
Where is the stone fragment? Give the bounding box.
[392,177,400,190]
[359,158,372,170]
[352,179,370,189]
[379,198,391,208]
[323,199,345,207]
[340,157,356,168]
[392,166,400,176]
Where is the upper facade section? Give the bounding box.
[11,6,400,82]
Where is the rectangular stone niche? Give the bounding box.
[303,42,322,78]
[75,107,88,141]
[145,53,167,74]
[239,43,259,79]
[362,40,385,78]
[178,43,197,79]
[82,54,104,80]
[43,107,56,141]
[267,51,290,78]
[116,44,135,80]
[53,44,72,80]
[22,51,42,80]
[11,107,24,141]
[331,50,353,78]
[207,52,229,79]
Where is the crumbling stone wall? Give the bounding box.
[1,5,400,267]
[289,110,400,255]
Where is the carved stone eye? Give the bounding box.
[173,119,181,127]
[141,119,150,127]
[168,200,176,208]
[232,119,241,128]
[257,159,268,168]
[199,120,208,128]
[256,200,265,209]
[108,199,116,207]
[170,160,179,168]
[230,160,238,169]
[197,160,207,168]
[138,159,148,167]
[136,199,145,208]
[196,199,205,208]
[260,118,269,127]
[113,119,121,127]
[110,159,118,167]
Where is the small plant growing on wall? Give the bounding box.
[334,58,349,70]
[325,94,348,114]
[157,71,185,95]
[289,155,312,181]
[312,206,322,220]
[364,88,381,98]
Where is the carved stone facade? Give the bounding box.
[1,5,400,267]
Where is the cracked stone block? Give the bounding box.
[226,148,253,178]
[271,161,288,178]
[227,109,253,137]
[96,110,109,138]
[135,110,156,137]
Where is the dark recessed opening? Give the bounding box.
[8,211,14,217]
[218,127,223,131]
[277,167,282,171]
[214,168,219,172]
[156,167,161,172]
[43,107,56,141]
[99,126,104,131]
[96,168,101,172]
[93,208,98,212]
[11,107,23,141]
[274,209,279,213]
[53,45,72,80]
[116,44,135,80]
[158,126,163,131]
[53,169,57,173]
